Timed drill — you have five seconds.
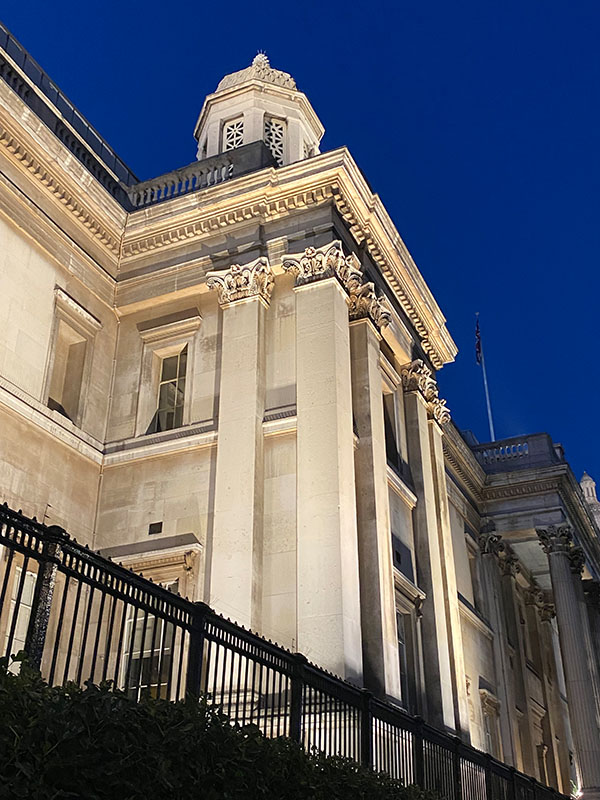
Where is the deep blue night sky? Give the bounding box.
[3,2,599,482]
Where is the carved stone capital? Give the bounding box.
[479,528,505,558]
[348,281,391,330]
[206,257,274,306]
[568,546,585,576]
[499,551,521,577]
[401,359,451,424]
[536,524,586,574]
[536,523,573,555]
[283,240,362,292]
[539,602,556,622]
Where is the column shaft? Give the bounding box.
[295,279,363,681]
[350,319,401,700]
[404,390,455,730]
[549,551,600,795]
[210,297,266,628]
[429,421,470,738]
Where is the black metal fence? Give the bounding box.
[0,504,567,800]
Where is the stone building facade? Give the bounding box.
[0,26,599,798]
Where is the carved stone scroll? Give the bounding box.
[400,359,451,424]
[206,257,274,306]
[348,281,391,330]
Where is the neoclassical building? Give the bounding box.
[0,24,599,798]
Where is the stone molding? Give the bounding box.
[536,523,586,575]
[0,121,121,256]
[54,288,102,333]
[283,240,362,291]
[206,257,274,306]
[400,359,451,424]
[479,528,505,558]
[479,688,501,716]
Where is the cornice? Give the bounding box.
[119,149,456,368]
[443,423,485,503]
[0,102,123,262]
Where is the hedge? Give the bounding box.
[0,655,437,800]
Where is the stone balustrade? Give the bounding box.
[471,433,563,473]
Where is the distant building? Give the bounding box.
[0,25,599,798]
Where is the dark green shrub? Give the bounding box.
[0,655,436,800]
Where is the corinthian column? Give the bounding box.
[349,284,401,699]
[401,359,464,733]
[537,524,600,799]
[283,241,363,681]
[206,257,273,628]
[479,522,518,766]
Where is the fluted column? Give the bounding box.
[479,523,518,765]
[207,258,273,628]
[349,289,402,700]
[401,359,456,731]
[283,241,363,681]
[537,524,600,799]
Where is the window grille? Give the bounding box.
[264,117,285,165]
[223,119,244,150]
[147,346,187,434]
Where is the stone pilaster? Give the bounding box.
[537,524,600,798]
[350,310,401,701]
[401,359,456,732]
[478,521,519,766]
[284,242,363,681]
[206,257,273,628]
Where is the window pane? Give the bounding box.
[176,380,185,405]
[161,356,178,381]
[158,381,176,410]
[178,347,187,376]
[174,405,183,428]
[157,410,172,431]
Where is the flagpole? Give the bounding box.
[476,313,496,442]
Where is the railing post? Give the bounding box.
[360,689,373,768]
[484,753,493,800]
[289,653,307,744]
[508,766,517,800]
[24,525,65,670]
[185,601,211,700]
[453,737,462,800]
[414,717,425,788]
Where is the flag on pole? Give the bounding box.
[475,316,482,364]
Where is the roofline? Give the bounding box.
[0,21,139,188]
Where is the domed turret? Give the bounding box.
[194,53,324,167]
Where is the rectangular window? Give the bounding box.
[383,392,401,473]
[121,580,178,700]
[146,345,187,434]
[45,289,100,426]
[47,318,87,421]
[396,608,416,713]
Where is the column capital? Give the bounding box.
[348,281,391,331]
[524,584,556,621]
[206,256,274,307]
[536,523,586,575]
[400,359,451,424]
[283,240,362,292]
[499,551,521,577]
[479,517,505,557]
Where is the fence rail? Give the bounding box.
[0,503,567,800]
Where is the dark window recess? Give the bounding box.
[383,394,401,473]
[148,522,163,536]
[392,534,414,583]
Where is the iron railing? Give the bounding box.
[0,503,567,800]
